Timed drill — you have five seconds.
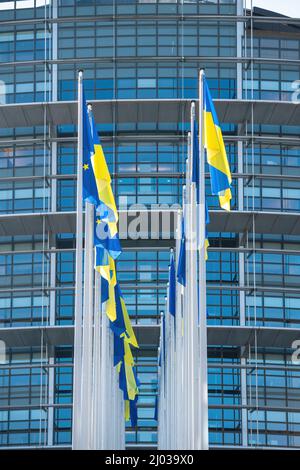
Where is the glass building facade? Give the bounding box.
[0,0,300,449]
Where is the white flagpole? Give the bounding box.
[175,212,182,450]
[92,270,101,449]
[190,101,200,450]
[100,304,109,449]
[184,145,191,449]
[198,69,209,450]
[72,70,84,450]
[80,201,94,449]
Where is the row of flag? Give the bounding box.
[157,72,232,449]
[81,88,139,427]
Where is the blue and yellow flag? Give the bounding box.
[119,360,139,401]
[204,77,232,211]
[81,88,139,426]
[129,396,138,427]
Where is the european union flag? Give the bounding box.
[129,396,138,427]
[101,275,109,304]
[112,332,125,367]
[89,109,118,227]
[109,283,126,337]
[191,118,200,203]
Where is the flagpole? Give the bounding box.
[198,68,209,450]
[72,69,84,449]
[80,201,94,449]
[100,301,108,449]
[181,185,187,449]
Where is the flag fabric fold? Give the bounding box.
[94,213,122,261]
[168,251,176,317]
[191,116,210,258]
[177,217,186,286]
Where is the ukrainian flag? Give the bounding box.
[168,251,176,317]
[177,216,186,287]
[89,110,119,236]
[204,77,232,211]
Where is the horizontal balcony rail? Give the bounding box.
[0,361,299,373]
[1,171,300,183]
[0,99,299,128]
[1,246,300,256]
[0,284,300,294]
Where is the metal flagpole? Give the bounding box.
[190,101,200,449]
[80,201,94,449]
[198,69,209,450]
[72,70,84,450]
[100,303,108,449]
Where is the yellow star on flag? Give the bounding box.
[83,163,89,170]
